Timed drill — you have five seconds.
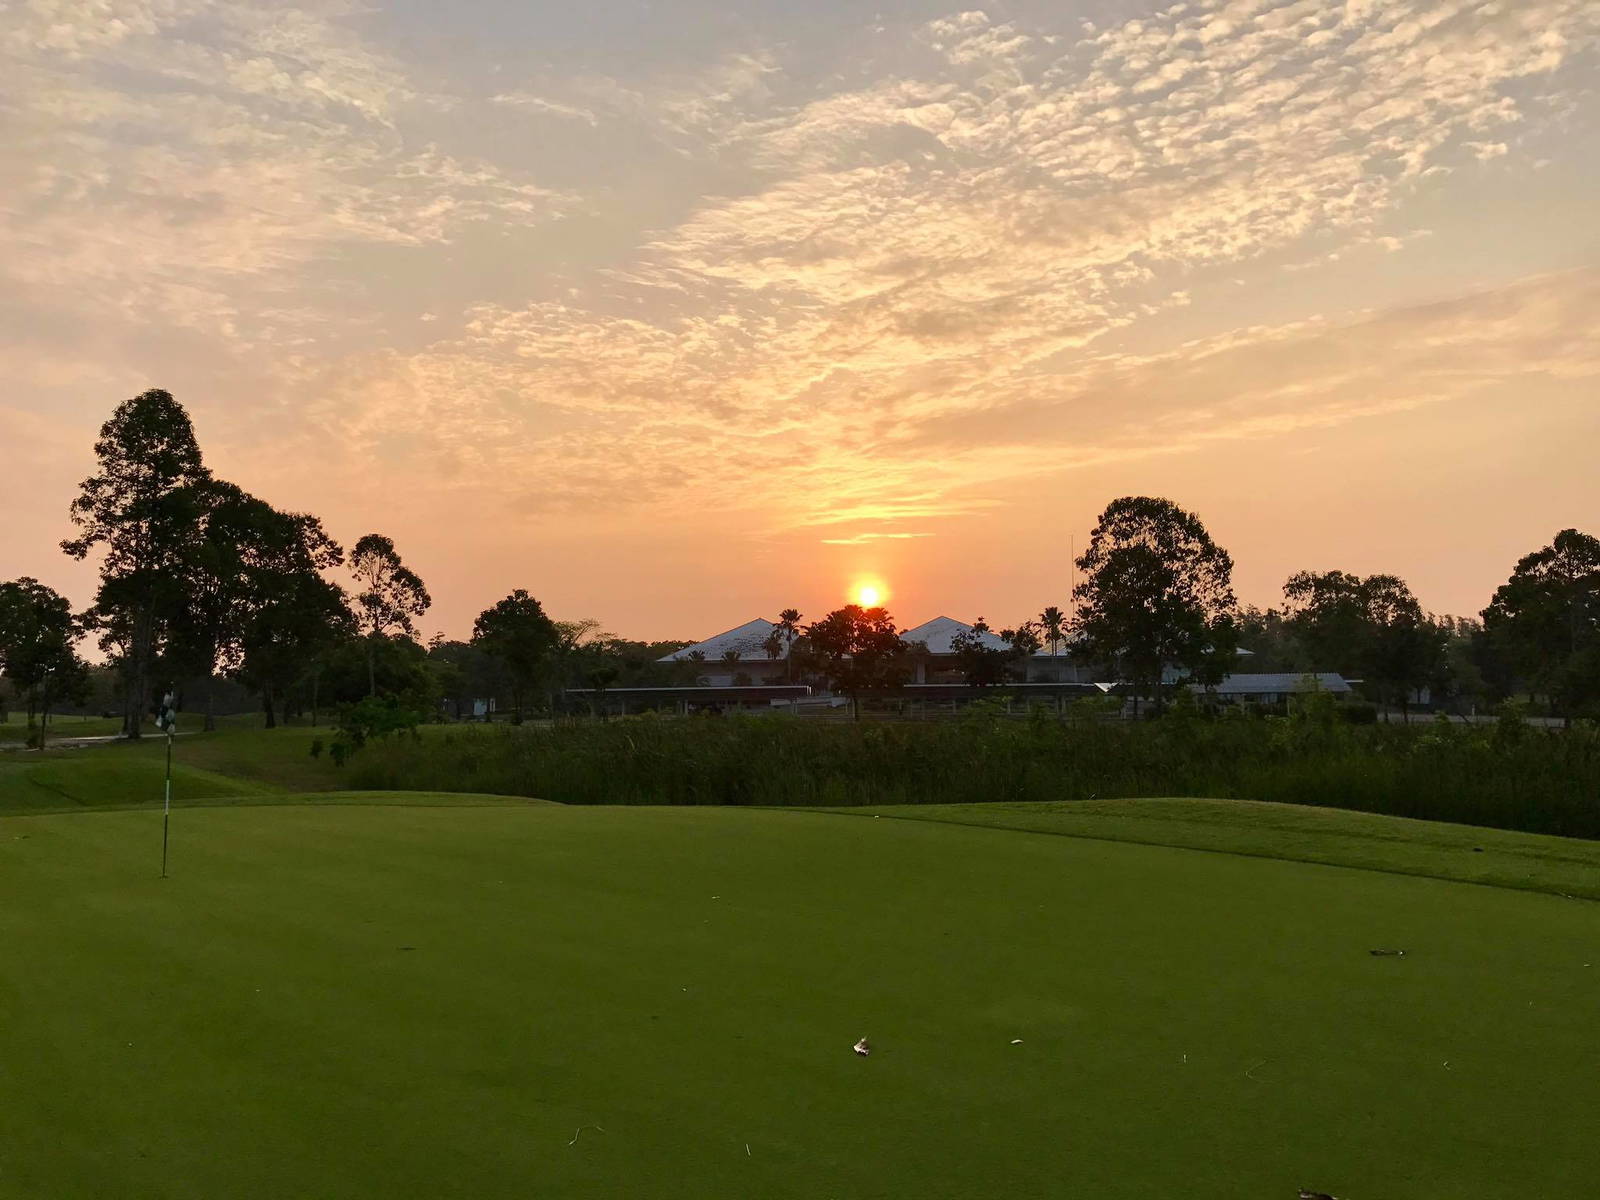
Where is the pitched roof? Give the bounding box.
[901,616,1011,655]
[658,618,784,663]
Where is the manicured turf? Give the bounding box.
[832,798,1600,900]
[2,801,1597,1199]
[0,724,343,814]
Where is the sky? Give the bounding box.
[2,0,1597,642]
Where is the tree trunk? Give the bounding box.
[263,691,277,730]
[126,607,154,739]
[310,668,321,728]
[203,677,217,733]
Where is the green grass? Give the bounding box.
[831,798,1600,901]
[0,713,130,743]
[0,723,345,814]
[2,800,1597,1199]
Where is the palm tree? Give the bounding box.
[778,608,802,682]
[1039,605,1067,657]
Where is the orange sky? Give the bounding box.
[2,1,1597,641]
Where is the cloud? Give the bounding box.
[272,0,1596,519]
[819,532,934,545]
[6,0,1598,558]
[1,0,571,342]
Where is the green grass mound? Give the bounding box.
[833,798,1600,901]
[2,803,1596,1199]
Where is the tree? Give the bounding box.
[1483,529,1600,720]
[803,605,907,716]
[1038,606,1067,657]
[551,618,609,712]
[61,389,211,737]
[951,617,1015,689]
[1072,497,1237,713]
[1283,571,1374,676]
[0,578,88,743]
[166,481,346,730]
[777,608,803,682]
[1284,571,1444,717]
[472,590,558,723]
[349,534,431,696]
[231,509,351,729]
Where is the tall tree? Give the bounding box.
[349,534,431,696]
[231,507,350,729]
[1072,496,1237,713]
[61,389,210,737]
[777,608,803,682]
[951,617,1015,689]
[472,590,558,724]
[0,578,88,741]
[1038,606,1067,657]
[167,481,344,730]
[1482,528,1600,720]
[1284,571,1443,716]
[804,604,907,717]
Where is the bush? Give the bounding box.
[343,712,1600,839]
[1339,700,1380,725]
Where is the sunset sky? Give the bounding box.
[3,0,1597,641]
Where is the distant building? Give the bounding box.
[658,617,789,686]
[619,616,1319,714]
[1163,671,1353,706]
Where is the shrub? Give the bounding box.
[343,712,1600,839]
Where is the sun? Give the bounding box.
[853,582,885,608]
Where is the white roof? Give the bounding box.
[1192,672,1353,695]
[901,616,1011,655]
[659,618,783,662]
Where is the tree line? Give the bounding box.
[2,393,1596,735]
[696,496,1598,721]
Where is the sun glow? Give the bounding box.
[853,581,885,608]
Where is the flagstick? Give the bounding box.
[161,727,172,879]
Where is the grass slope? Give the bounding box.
[2,803,1597,1199]
[835,798,1600,901]
[0,725,342,814]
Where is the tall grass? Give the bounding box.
[344,705,1600,838]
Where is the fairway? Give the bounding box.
[2,802,1597,1199]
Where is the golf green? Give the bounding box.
[2,801,1596,1198]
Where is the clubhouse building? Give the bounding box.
[564,615,1345,715]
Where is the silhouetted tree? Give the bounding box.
[350,534,431,697]
[1483,528,1600,720]
[0,578,88,742]
[1284,571,1443,717]
[777,608,802,682]
[472,590,558,723]
[1072,496,1237,713]
[804,604,907,717]
[61,389,210,737]
[1038,606,1067,657]
[231,508,350,729]
[951,617,1014,689]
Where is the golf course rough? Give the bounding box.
[2,801,1597,1199]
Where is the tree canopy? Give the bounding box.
[1284,570,1444,714]
[350,534,431,696]
[61,388,210,736]
[472,590,558,722]
[804,605,907,714]
[1072,496,1237,709]
[1483,528,1600,719]
[0,577,87,735]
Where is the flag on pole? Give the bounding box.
[157,690,175,877]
